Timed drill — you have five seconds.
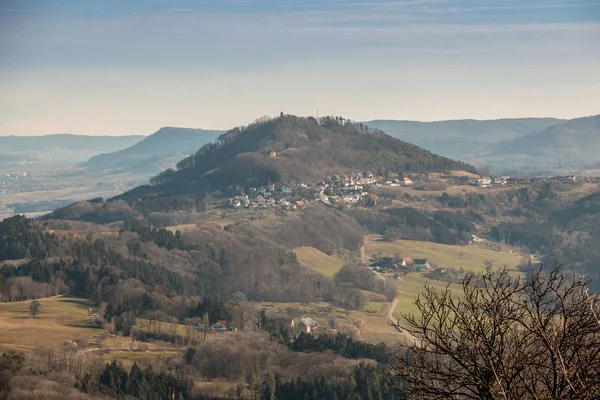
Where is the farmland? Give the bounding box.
[253,300,410,347]
[366,239,528,319]
[366,239,525,273]
[0,296,102,351]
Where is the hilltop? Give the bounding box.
[141,115,475,197]
[84,127,223,175]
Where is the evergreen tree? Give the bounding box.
[247,372,259,400]
[263,371,276,400]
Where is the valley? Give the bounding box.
[0,128,221,221]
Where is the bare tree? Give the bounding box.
[29,299,41,318]
[394,265,600,399]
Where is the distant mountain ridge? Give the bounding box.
[493,115,600,158]
[365,118,564,142]
[363,118,563,163]
[84,127,223,175]
[366,116,600,171]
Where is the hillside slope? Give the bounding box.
[84,127,223,174]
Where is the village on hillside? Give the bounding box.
[224,170,597,211]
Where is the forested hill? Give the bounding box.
[493,115,600,159]
[363,118,563,163]
[137,115,475,196]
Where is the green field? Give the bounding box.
[392,273,459,318]
[366,239,524,273]
[294,246,346,277]
[366,239,526,320]
[0,296,103,351]
[135,317,197,337]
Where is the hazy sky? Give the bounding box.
[1,0,599,136]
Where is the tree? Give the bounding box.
[395,265,600,399]
[262,371,276,400]
[328,318,336,330]
[247,373,259,400]
[29,299,41,318]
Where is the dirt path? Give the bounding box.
[80,346,181,354]
[386,298,420,347]
[360,234,383,264]
[387,298,399,323]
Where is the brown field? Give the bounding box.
[0,296,103,351]
[444,170,480,179]
[165,223,199,233]
[566,182,600,196]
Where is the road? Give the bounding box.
[361,234,385,281]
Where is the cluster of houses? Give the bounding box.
[472,175,596,188]
[225,171,379,210]
[226,190,306,211]
[375,255,474,283]
[199,318,320,335]
[382,177,413,187]
[225,171,598,211]
[315,172,377,206]
[373,256,451,281]
[374,257,432,273]
[0,173,47,196]
[202,316,321,336]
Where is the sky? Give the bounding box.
[0,0,599,136]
